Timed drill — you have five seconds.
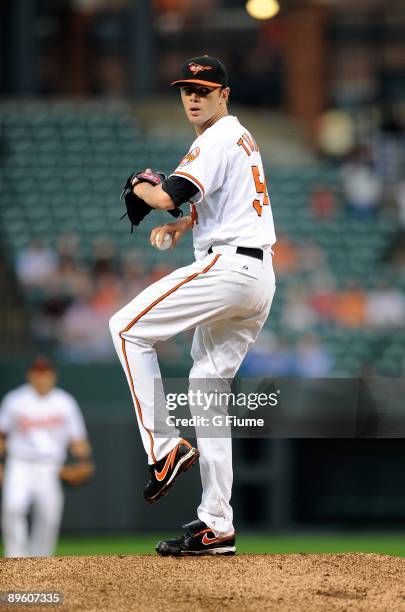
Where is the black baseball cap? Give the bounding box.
[171,55,228,88]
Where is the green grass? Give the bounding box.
[47,533,405,557]
[2,533,404,558]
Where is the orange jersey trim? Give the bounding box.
[172,171,205,196]
[120,337,157,463]
[119,255,221,463]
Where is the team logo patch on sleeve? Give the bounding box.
[179,147,200,167]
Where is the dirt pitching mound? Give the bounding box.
[1,553,405,611]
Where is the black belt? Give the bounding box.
[208,246,263,261]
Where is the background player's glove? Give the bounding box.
[121,170,182,233]
[59,461,94,487]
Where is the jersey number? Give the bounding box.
[251,166,270,217]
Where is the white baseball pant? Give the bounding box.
[1,457,64,557]
[109,245,275,536]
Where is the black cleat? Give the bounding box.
[156,519,236,556]
[143,439,199,504]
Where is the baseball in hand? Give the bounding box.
[156,231,173,251]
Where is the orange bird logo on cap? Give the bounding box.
[189,62,213,75]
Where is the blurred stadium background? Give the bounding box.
[1,0,405,554]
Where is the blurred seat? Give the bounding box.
[0,104,403,371]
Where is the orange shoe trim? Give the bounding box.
[193,528,234,545]
[155,445,178,481]
[119,255,221,464]
[201,533,235,545]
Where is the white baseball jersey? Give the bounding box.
[171,115,276,258]
[0,384,87,465]
[110,112,277,539]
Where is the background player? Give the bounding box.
[0,357,94,557]
[109,55,276,556]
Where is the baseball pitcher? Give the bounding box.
[0,357,94,557]
[110,56,276,556]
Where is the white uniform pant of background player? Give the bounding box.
[110,246,275,537]
[2,458,63,557]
